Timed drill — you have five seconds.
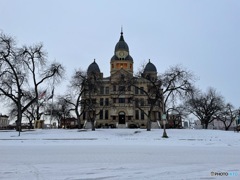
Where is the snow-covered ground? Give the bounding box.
[0,129,239,180]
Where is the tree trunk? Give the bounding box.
[77,116,81,129]
[91,120,95,131]
[57,119,60,128]
[29,120,33,129]
[147,119,151,131]
[16,110,22,136]
[204,123,208,129]
[36,105,41,120]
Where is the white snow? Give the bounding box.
[0,129,240,180]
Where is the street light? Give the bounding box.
[162,113,168,138]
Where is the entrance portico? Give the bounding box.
[118,111,125,124]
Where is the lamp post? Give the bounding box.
[162,113,168,138]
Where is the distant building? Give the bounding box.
[34,120,45,129]
[0,114,9,129]
[194,119,237,130]
[183,121,189,128]
[166,114,182,129]
[80,31,163,128]
[60,118,78,129]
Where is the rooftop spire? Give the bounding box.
[120,26,124,41]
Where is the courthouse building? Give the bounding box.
[81,31,163,128]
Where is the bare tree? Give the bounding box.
[129,75,162,131]
[81,71,102,131]
[65,69,86,129]
[0,32,64,135]
[214,103,238,130]
[127,64,194,131]
[161,65,195,111]
[45,96,72,128]
[185,87,224,129]
[19,44,64,119]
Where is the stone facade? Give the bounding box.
[0,114,9,129]
[80,31,163,128]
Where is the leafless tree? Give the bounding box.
[185,87,224,129]
[128,64,194,131]
[161,65,195,111]
[64,69,86,129]
[214,103,238,131]
[129,75,162,131]
[45,96,72,128]
[0,32,64,135]
[81,71,102,131]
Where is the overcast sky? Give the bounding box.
[1,0,240,113]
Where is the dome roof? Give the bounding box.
[111,55,119,61]
[144,60,157,73]
[114,31,129,52]
[111,54,133,61]
[87,59,100,74]
[126,55,133,61]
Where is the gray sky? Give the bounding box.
[1,0,240,111]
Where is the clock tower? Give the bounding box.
[110,30,134,76]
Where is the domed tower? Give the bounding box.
[110,30,134,76]
[87,59,102,77]
[143,59,157,79]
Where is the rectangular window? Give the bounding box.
[141,110,145,120]
[100,98,104,106]
[105,98,109,106]
[128,116,131,120]
[135,98,139,107]
[140,98,144,106]
[119,98,125,103]
[119,86,125,92]
[100,110,103,120]
[113,85,116,91]
[135,87,139,94]
[113,98,116,103]
[140,87,144,94]
[113,116,116,120]
[127,86,131,91]
[100,86,104,94]
[105,110,109,120]
[135,110,139,120]
[105,87,109,94]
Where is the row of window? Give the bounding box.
[99,110,145,120]
[99,97,160,107]
[82,110,145,120]
[111,63,133,69]
[83,98,161,108]
[99,86,145,95]
[100,98,144,105]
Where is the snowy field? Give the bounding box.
[0,129,240,180]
